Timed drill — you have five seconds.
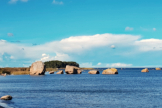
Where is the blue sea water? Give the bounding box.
[0,68,162,108]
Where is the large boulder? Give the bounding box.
[156,68,161,70]
[102,68,118,74]
[1,95,12,100]
[88,70,99,74]
[141,68,149,72]
[30,61,46,75]
[65,65,82,74]
[56,70,64,74]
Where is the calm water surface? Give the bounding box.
[0,69,162,108]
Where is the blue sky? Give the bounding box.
[0,0,162,67]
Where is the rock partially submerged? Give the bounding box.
[1,95,12,100]
[30,61,46,75]
[65,65,82,74]
[141,68,149,72]
[1,73,6,77]
[88,70,99,74]
[102,68,118,74]
[77,69,82,74]
[156,68,161,70]
[56,70,64,74]
[49,71,54,74]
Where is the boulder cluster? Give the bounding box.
[29,62,82,75]
[29,61,161,76]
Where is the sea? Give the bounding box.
[0,68,162,108]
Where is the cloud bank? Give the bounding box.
[1,33,162,67]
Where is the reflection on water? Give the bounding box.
[0,69,162,108]
[0,100,14,108]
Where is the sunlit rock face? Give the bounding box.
[30,61,46,75]
[102,68,118,74]
[65,65,82,74]
[156,68,161,70]
[1,95,12,100]
[88,70,100,74]
[141,68,149,72]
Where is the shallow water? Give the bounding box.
[0,69,162,108]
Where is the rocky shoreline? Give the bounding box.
[0,61,162,76]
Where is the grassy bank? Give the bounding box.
[0,67,58,75]
[0,67,30,75]
[80,68,94,70]
[46,68,58,72]
[10,71,30,75]
[58,67,94,70]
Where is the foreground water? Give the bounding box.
[0,69,162,108]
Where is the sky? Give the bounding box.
[0,0,162,67]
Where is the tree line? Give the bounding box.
[44,60,79,68]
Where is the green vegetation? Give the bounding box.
[44,60,79,68]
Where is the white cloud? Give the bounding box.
[111,45,115,49]
[153,28,156,31]
[0,33,141,62]
[41,54,50,61]
[0,54,3,61]
[58,33,140,53]
[20,0,28,2]
[140,27,157,32]
[80,62,132,67]
[135,38,162,52]
[106,63,132,67]
[7,33,13,36]
[8,0,28,4]
[10,56,14,59]
[42,53,46,57]
[97,62,101,65]
[54,52,70,61]
[52,0,63,5]
[40,53,70,62]
[0,40,6,42]
[9,0,18,4]
[125,27,134,31]
[2,33,162,65]
[80,62,93,67]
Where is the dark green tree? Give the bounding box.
[44,60,79,68]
